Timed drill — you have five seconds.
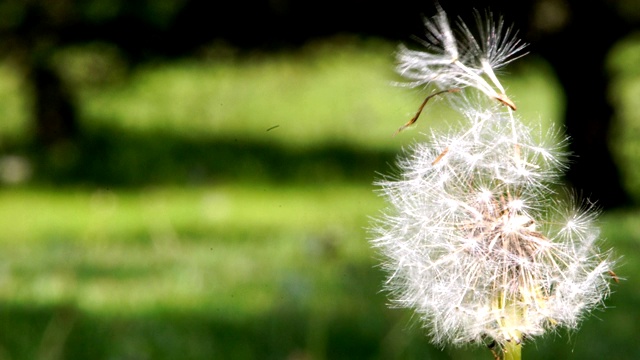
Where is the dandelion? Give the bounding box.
[395,4,526,111]
[371,7,616,360]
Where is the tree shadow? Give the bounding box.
[0,278,633,360]
[0,260,447,360]
[23,123,400,188]
[0,219,636,360]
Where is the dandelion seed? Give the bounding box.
[395,5,526,111]
[394,88,460,136]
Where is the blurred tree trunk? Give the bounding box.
[533,0,631,209]
[5,1,81,149]
[29,62,78,147]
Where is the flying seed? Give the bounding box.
[394,88,460,136]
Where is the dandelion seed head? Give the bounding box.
[374,5,617,356]
[373,20,616,351]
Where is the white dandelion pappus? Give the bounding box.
[371,6,617,360]
[395,5,527,111]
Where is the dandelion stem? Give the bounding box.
[503,340,522,360]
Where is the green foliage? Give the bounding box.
[0,38,637,359]
[609,33,640,204]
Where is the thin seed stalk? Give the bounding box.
[503,340,522,360]
[492,290,524,360]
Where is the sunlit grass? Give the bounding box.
[76,38,563,151]
[0,184,382,316]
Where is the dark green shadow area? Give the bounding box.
[1,258,636,360]
[1,295,636,360]
[0,261,449,360]
[21,123,400,188]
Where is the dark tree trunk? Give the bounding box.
[30,64,78,147]
[535,1,631,209]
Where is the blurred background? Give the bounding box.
[0,0,638,359]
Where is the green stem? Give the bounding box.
[503,341,522,360]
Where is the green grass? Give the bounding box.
[0,36,637,359]
[0,185,380,315]
[0,185,638,359]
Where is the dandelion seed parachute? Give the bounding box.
[395,5,526,110]
[371,6,616,356]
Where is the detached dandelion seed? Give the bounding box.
[395,5,526,111]
[371,6,617,360]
